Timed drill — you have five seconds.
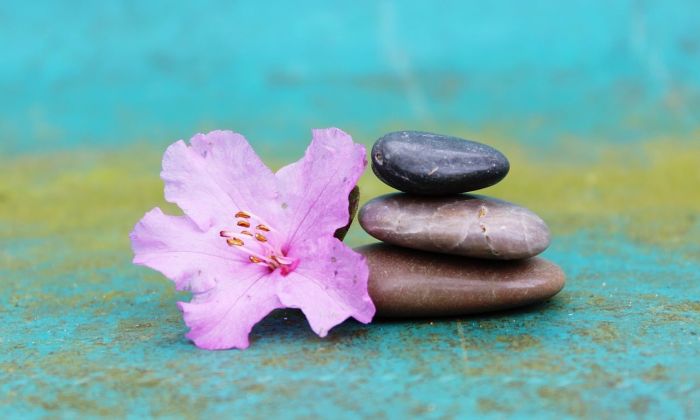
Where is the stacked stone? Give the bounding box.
[356,131,565,317]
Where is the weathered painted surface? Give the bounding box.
[2,1,700,418]
[2,220,699,418]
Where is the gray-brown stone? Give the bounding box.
[356,243,565,317]
[359,193,550,260]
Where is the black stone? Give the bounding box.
[371,131,510,195]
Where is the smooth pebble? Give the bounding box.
[359,193,550,260]
[356,243,565,318]
[371,131,509,195]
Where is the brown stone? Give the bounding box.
[356,243,565,317]
[359,193,550,260]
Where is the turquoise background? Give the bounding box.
[3,0,699,153]
[2,1,700,419]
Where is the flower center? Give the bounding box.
[220,210,297,275]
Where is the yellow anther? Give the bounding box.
[235,211,251,219]
[249,256,263,264]
[256,224,270,232]
[255,233,267,242]
[226,237,244,246]
[237,220,251,228]
[240,230,254,236]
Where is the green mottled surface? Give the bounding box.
[3,1,700,418]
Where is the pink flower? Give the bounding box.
[130,128,375,350]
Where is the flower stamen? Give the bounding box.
[221,210,297,274]
[226,237,244,246]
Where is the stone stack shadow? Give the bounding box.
[356,131,565,318]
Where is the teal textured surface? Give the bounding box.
[3,233,700,417]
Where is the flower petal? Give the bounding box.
[275,128,366,244]
[278,236,375,337]
[130,208,242,293]
[162,130,278,231]
[178,272,282,350]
